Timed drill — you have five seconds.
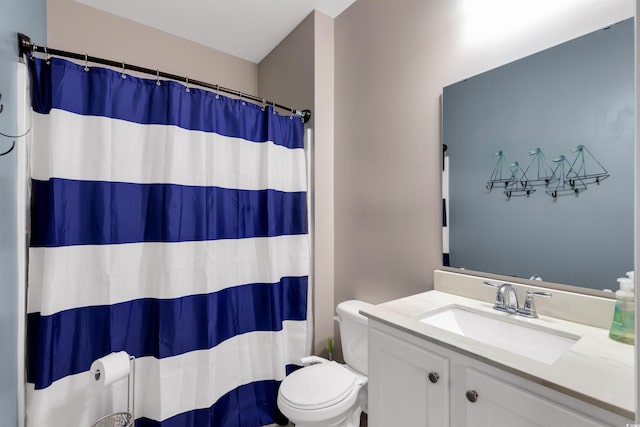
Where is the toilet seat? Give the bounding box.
[278,362,358,410]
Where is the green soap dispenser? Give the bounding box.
[609,277,635,345]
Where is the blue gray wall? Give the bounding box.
[444,19,634,291]
[0,1,46,424]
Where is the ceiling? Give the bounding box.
[75,0,357,64]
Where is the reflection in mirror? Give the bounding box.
[442,18,634,292]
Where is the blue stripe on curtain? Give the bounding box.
[28,57,304,149]
[135,380,287,427]
[30,178,307,247]
[27,277,307,390]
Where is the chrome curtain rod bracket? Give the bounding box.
[16,33,312,124]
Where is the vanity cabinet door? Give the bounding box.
[368,328,449,427]
[464,369,609,427]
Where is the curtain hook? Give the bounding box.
[44,46,50,64]
[84,54,89,72]
[156,69,161,86]
[215,85,220,99]
[272,101,276,114]
[239,91,245,105]
[121,62,126,79]
[261,99,266,112]
[185,76,190,93]
[290,107,295,119]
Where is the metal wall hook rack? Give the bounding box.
[485,145,608,201]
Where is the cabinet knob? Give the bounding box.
[428,372,439,384]
[466,390,479,403]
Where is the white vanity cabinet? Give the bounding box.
[368,320,631,427]
[462,369,606,427]
[368,328,449,426]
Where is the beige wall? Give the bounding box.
[259,11,335,357]
[334,0,634,308]
[334,0,442,307]
[47,0,258,93]
[258,13,314,124]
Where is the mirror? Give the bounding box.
[442,18,634,292]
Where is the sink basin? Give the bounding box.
[418,306,579,364]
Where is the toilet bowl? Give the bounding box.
[277,300,372,427]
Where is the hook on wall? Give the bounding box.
[0,92,30,157]
[0,92,14,156]
[0,140,15,156]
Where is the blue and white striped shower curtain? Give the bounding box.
[25,57,310,427]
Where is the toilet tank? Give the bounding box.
[336,300,372,375]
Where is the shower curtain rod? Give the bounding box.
[16,33,312,123]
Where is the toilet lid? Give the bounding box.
[279,363,357,410]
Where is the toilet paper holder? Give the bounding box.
[90,355,136,427]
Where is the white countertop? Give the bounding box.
[360,290,635,419]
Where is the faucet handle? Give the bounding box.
[519,290,552,318]
[483,281,499,288]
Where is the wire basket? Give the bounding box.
[91,412,133,427]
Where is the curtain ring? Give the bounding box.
[156,69,161,86]
[215,85,220,99]
[185,76,190,93]
[84,54,89,72]
[121,62,126,79]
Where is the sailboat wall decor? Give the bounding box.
[484,146,608,200]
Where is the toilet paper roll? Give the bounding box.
[90,351,130,386]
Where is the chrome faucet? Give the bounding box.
[483,281,519,313]
[483,281,552,318]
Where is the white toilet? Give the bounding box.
[277,300,372,427]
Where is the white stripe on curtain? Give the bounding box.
[28,235,309,316]
[31,110,307,191]
[26,56,309,427]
